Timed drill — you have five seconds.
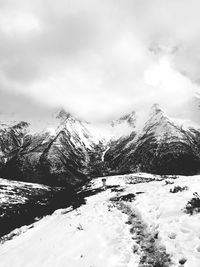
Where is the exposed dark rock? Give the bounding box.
[111,111,136,127]
[110,193,136,202]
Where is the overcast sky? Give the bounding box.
[0,0,200,123]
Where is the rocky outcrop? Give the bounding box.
[0,121,30,167]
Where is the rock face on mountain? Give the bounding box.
[105,105,200,176]
[0,110,104,187]
[0,121,30,168]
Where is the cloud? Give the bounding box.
[0,0,199,122]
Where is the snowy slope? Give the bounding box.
[131,175,200,267]
[117,104,197,149]
[1,173,200,266]
[0,178,50,205]
[0,177,76,238]
[0,179,140,267]
[56,109,101,149]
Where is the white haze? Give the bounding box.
[0,0,200,123]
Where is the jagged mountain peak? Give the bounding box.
[52,108,101,150]
[56,108,76,122]
[12,121,30,129]
[144,104,172,127]
[141,105,181,140]
[55,108,91,129]
[148,104,165,118]
[0,120,30,132]
[108,111,137,140]
[111,111,136,127]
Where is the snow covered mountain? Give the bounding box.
[1,105,200,186]
[0,121,30,166]
[105,104,200,175]
[0,109,104,186]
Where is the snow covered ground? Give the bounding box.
[0,173,200,267]
[0,178,75,238]
[0,184,139,267]
[0,178,51,206]
[131,175,200,267]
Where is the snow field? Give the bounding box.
[1,173,200,266]
[130,176,200,267]
[0,189,139,267]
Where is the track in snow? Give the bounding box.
[0,184,140,267]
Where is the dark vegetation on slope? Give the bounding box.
[0,180,80,238]
[169,186,188,193]
[185,192,200,215]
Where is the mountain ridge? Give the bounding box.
[0,105,200,186]
[104,104,200,176]
[0,110,103,186]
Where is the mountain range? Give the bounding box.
[0,104,200,187]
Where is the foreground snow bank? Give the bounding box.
[92,173,200,266]
[0,187,139,267]
[1,173,200,267]
[129,175,200,267]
